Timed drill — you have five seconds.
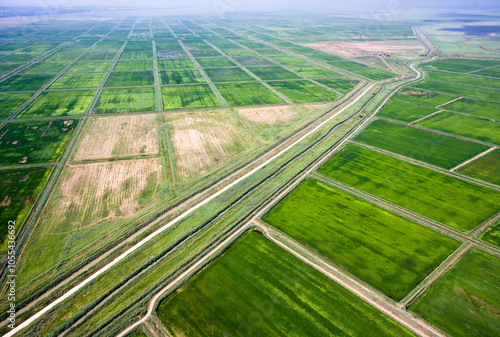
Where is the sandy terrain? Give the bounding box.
[73,114,159,161]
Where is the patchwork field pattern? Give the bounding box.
[458,148,500,186]
[162,85,220,110]
[19,90,96,118]
[376,100,438,122]
[96,88,155,113]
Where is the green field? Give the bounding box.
[82,52,116,61]
[195,57,236,68]
[458,149,500,186]
[348,68,395,80]
[68,60,112,73]
[49,73,105,89]
[392,87,456,106]
[234,56,273,66]
[425,70,500,89]
[105,71,154,87]
[120,51,153,60]
[317,144,500,231]
[159,69,206,85]
[114,60,153,71]
[162,85,220,109]
[190,49,222,57]
[22,62,68,74]
[268,80,337,103]
[429,58,499,68]
[0,93,32,118]
[330,61,369,69]
[417,111,500,145]
[419,60,483,73]
[263,179,459,300]
[288,65,343,78]
[96,87,155,113]
[248,66,301,80]
[0,167,52,252]
[412,80,500,102]
[216,82,284,106]
[157,58,196,69]
[0,74,54,92]
[268,55,310,65]
[157,231,415,336]
[355,120,488,168]
[480,220,500,248]
[377,100,438,122]
[316,78,358,93]
[19,90,95,118]
[205,67,254,82]
[0,120,77,165]
[443,98,500,120]
[410,249,500,337]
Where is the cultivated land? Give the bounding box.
[73,114,159,161]
[443,98,500,120]
[49,73,105,89]
[376,100,438,122]
[18,90,96,118]
[410,249,500,337]
[480,220,500,248]
[262,179,460,300]
[95,87,156,113]
[268,80,338,103]
[412,80,500,102]
[0,74,54,92]
[317,144,500,231]
[355,119,489,168]
[392,87,455,106]
[158,231,415,336]
[216,82,285,106]
[316,78,358,93]
[458,148,500,186]
[161,85,220,110]
[0,93,33,118]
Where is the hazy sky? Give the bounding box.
[1,0,498,14]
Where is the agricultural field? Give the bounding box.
[22,62,68,74]
[410,249,500,337]
[416,111,500,145]
[288,65,343,78]
[157,58,196,69]
[247,66,300,80]
[412,80,500,102]
[96,87,155,113]
[418,59,496,73]
[0,167,52,253]
[204,67,255,82]
[0,74,54,92]
[348,68,395,80]
[354,119,489,168]
[425,70,500,89]
[316,78,359,93]
[442,98,500,120]
[195,57,236,68]
[392,87,456,106]
[162,84,220,109]
[376,100,438,122]
[317,144,500,231]
[262,179,459,300]
[68,60,112,73]
[268,80,338,103]
[216,82,285,106]
[73,114,159,161]
[157,231,415,336]
[233,56,273,66]
[268,55,311,65]
[159,69,206,85]
[480,220,500,248]
[40,158,162,234]
[114,60,153,71]
[458,149,500,186]
[105,71,155,87]
[49,73,105,89]
[120,51,153,60]
[0,120,77,165]
[164,109,256,181]
[18,90,96,118]
[0,93,32,118]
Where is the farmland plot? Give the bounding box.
[0,93,32,118]
[157,58,196,69]
[442,98,500,120]
[376,100,438,122]
[425,70,500,89]
[157,231,415,336]
[19,90,96,118]
[205,67,254,82]
[480,220,500,248]
[412,80,500,102]
[159,69,206,85]
[96,87,155,113]
[114,60,153,71]
[0,74,55,92]
[73,114,159,160]
[247,66,300,80]
[268,80,338,103]
[458,149,500,186]
[392,88,456,106]
[105,71,154,87]
[49,73,105,89]
[263,179,459,300]
[317,144,500,231]
[316,78,359,93]
[68,60,112,73]
[216,82,285,106]
[288,65,343,78]
[162,85,220,110]
[195,57,236,68]
[22,62,68,74]
[348,68,395,80]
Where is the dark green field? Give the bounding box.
[0,74,54,92]
[159,69,206,85]
[289,65,343,78]
[0,120,77,165]
[458,149,500,186]
[392,88,456,106]
[480,221,500,248]
[22,62,68,74]
[0,167,52,252]
[316,78,359,93]
[317,144,500,231]
[205,67,254,82]
[410,249,500,337]
[114,60,153,71]
[268,80,337,103]
[443,98,500,120]
[419,61,483,73]
[162,85,220,109]
[263,179,459,300]
[412,80,500,102]
[158,231,415,336]
[377,100,438,122]
[348,68,395,80]
[105,71,154,87]
[425,70,500,90]
[247,66,300,80]
[355,120,488,168]
[96,87,155,113]
[195,57,236,68]
[216,82,284,106]
[19,90,96,118]
[417,111,500,145]
[49,73,105,89]
[0,93,32,118]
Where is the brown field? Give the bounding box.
[167,110,256,181]
[46,158,162,234]
[237,103,327,124]
[73,114,159,161]
[303,41,425,57]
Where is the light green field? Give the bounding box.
[68,60,112,73]
[216,82,284,106]
[19,90,96,117]
[162,85,220,109]
[443,98,500,120]
[49,73,105,89]
[159,69,206,85]
[480,220,500,248]
[425,70,500,89]
[377,100,438,122]
[247,66,300,80]
[0,93,33,118]
[412,80,500,102]
[96,87,155,113]
[263,179,459,300]
[157,58,196,69]
[289,65,343,78]
[392,87,456,106]
[22,62,68,74]
[458,149,500,186]
[158,231,415,336]
[114,60,153,71]
[268,80,337,103]
[105,71,154,87]
[317,144,500,231]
